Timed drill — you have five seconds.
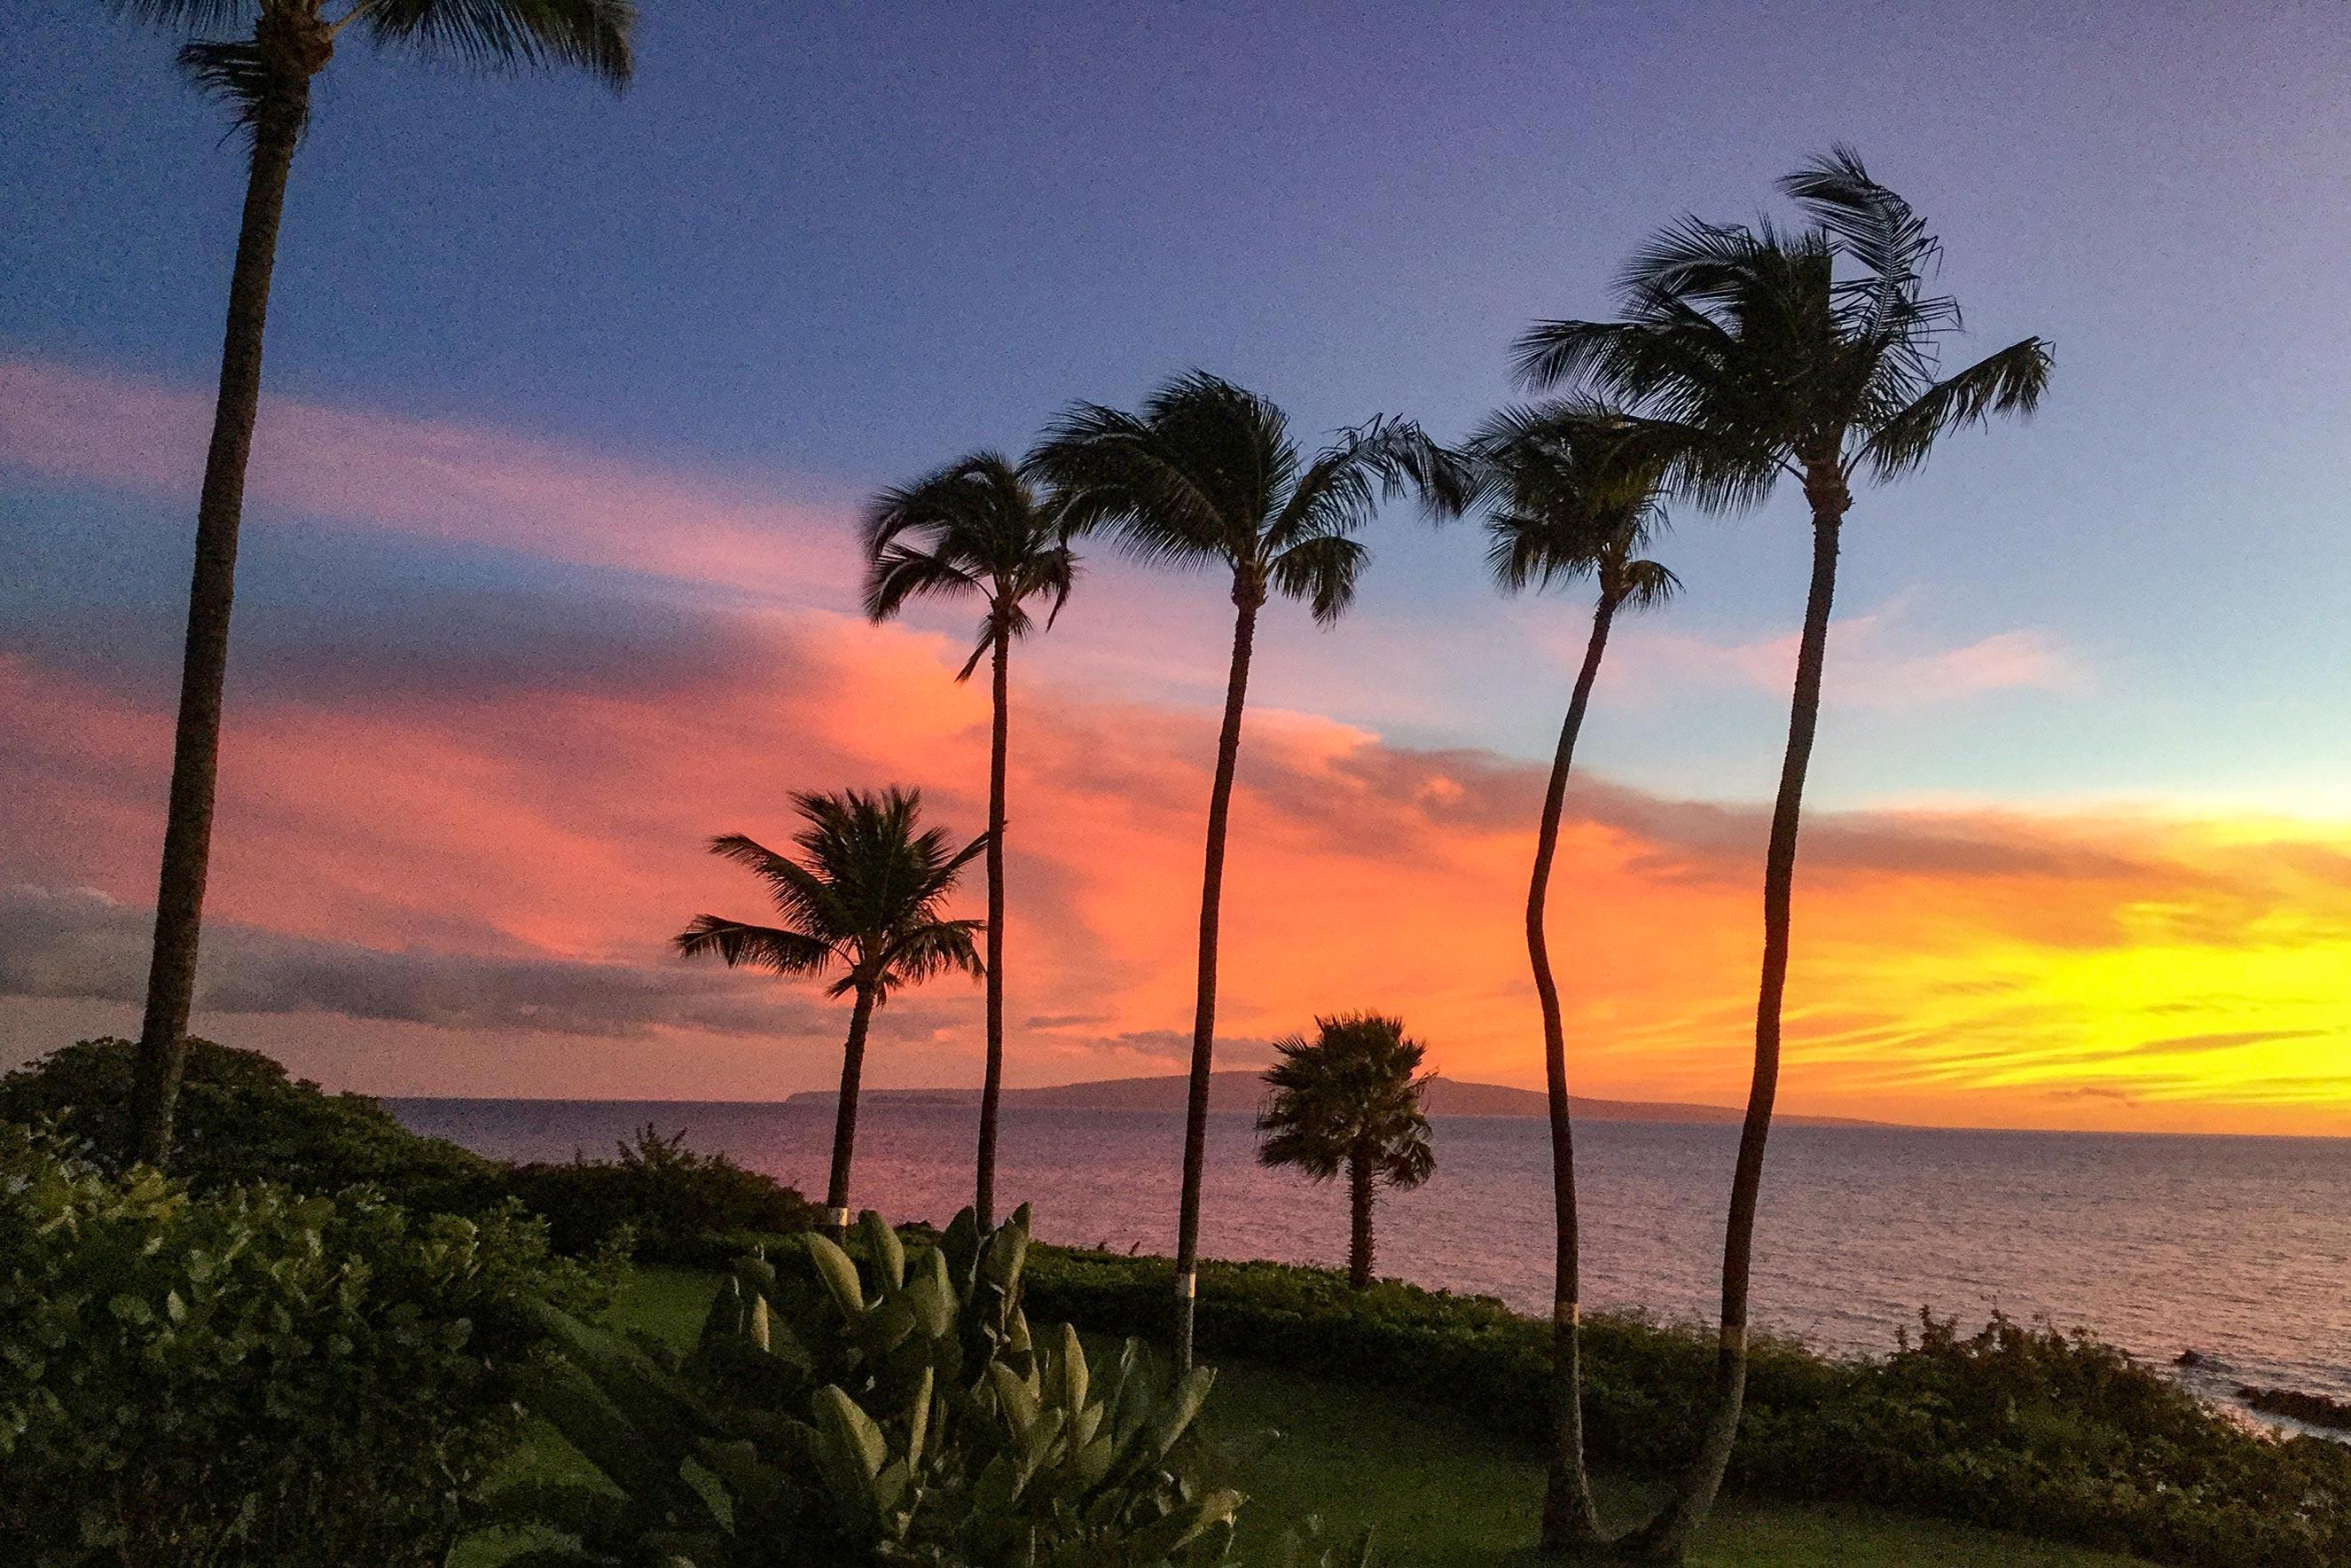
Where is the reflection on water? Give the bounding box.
[391,1099,2351,1412]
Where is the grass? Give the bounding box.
[464,1266,2156,1568]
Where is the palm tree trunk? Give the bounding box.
[827,981,879,1229]
[1173,584,1262,1368]
[1535,592,1617,1551]
[1347,1147,1375,1290]
[976,623,1011,1228]
[128,68,313,1169]
[1625,499,1843,1564]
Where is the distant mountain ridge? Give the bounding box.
[787,1070,1891,1128]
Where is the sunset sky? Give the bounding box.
[4,2,2348,1134]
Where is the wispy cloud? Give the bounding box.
[1613,599,2088,709]
[0,354,859,600]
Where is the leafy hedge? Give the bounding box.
[0,1040,816,1266]
[502,1124,819,1266]
[1024,1248,2351,1568]
[0,1036,498,1212]
[0,1125,610,1567]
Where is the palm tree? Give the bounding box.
[862,453,1078,1230]
[1254,1013,1435,1290]
[1515,147,2050,1562]
[675,788,986,1227]
[1458,404,1679,1550]
[1028,372,1469,1367]
[121,0,635,1168]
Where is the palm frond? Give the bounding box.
[357,0,635,85]
[1861,335,2052,478]
[114,0,254,33]
[1779,144,1942,292]
[671,916,835,976]
[705,832,850,937]
[1267,534,1367,625]
[176,37,295,141]
[863,543,984,624]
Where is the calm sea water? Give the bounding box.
[389,1099,2351,1415]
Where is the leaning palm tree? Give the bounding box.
[862,454,1078,1230]
[1255,1013,1435,1290]
[675,788,987,1227]
[121,0,635,1168]
[1516,147,2050,1562]
[1458,403,1679,1550]
[1028,372,1469,1367]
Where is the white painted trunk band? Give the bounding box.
[828,1206,853,1229]
[1556,1301,1581,1327]
[1720,1323,1747,1352]
[1175,1271,1196,1298]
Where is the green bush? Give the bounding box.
[0,1124,611,1567]
[0,1041,816,1266]
[1023,1247,2351,1568]
[0,1036,498,1212]
[502,1124,817,1266]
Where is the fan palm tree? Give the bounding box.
[675,788,987,1227]
[121,0,635,1168]
[1515,147,2051,1562]
[862,453,1078,1230]
[1457,403,1679,1549]
[1027,372,1469,1367]
[1255,1013,1436,1290]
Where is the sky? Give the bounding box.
[2,1,2347,1133]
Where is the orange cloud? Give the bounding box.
[3,598,2346,1134]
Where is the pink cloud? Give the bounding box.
[1611,600,2085,708]
[0,354,860,600]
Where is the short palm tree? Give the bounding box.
[121,0,635,1167]
[1516,147,2050,1562]
[1255,1014,1435,1290]
[675,788,986,1227]
[1028,372,1469,1367]
[863,453,1078,1230]
[1458,403,1679,1549]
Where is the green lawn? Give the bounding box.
[465,1266,2154,1568]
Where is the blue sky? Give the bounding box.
[5,0,2351,813]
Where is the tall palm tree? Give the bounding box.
[862,453,1078,1230]
[1459,404,1679,1550]
[121,0,635,1167]
[1028,372,1469,1367]
[675,788,987,1228]
[1254,1013,1436,1290]
[1515,147,2050,1562]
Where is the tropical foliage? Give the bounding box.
[0,1123,607,1567]
[864,452,1079,1229]
[675,787,987,1221]
[119,0,636,1168]
[495,1206,1242,1566]
[1254,1015,1435,1291]
[1513,146,2051,1560]
[1028,372,1468,1365]
[1447,403,1681,1547]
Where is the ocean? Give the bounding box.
[388,1098,2351,1418]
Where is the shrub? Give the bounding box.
[498,1207,1241,1566]
[0,1124,610,1567]
[0,1036,498,1212]
[1023,1247,2351,1568]
[502,1123,817,1266]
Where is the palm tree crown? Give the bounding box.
[144,0,633,142]
[1513,145,2049,508]
[1028,371,1469,617]
[863,452,1078,678]
[1257,1014,1436,1191]
[1466,403,1681,610]
[676,787,986,1002]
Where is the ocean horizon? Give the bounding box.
[390,1095,2351,1429]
